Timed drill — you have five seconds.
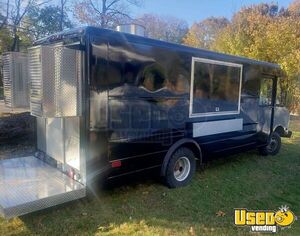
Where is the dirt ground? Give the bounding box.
[0,137,35,160]
[0,105,35,160]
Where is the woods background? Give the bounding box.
[0,0,299,113]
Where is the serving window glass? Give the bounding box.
[190,58,243,117]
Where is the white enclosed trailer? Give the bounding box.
[2,52,29,108]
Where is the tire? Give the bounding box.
[164,147,196,188]
[259,132,281,156]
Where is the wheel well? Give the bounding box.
[161,139,202,176]
[181,142,202,162]
[274,126,285,137]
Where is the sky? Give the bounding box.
[132,0,293,26]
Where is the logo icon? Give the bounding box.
[234,205,297,233]
[274,206,295,227]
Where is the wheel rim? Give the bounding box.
[267,136,278,153]
[173,156,191,182]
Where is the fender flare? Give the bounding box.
[273,125,285,134]
[160,138,202,176]
[274,125,291,137]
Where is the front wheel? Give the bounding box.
[259,132,281,156]
[164,147,196,188]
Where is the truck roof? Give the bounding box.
[35,26,282,76]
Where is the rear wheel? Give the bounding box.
[259,132,281,156]
[164,147,196,188]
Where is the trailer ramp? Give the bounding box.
[0,156,85,219]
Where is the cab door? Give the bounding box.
[258,76,277,138]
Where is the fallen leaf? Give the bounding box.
[189,226,196,236]
[98,226,109,232]
[216,210,226,217]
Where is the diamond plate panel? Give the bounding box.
[2,52,29,108]
[0,156,85,219]
[11,53,29,108]
[54,47,82,116]
[28,46,45,116]
[2,53,12,107]
[28,45,82,117]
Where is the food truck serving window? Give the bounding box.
[189,57,243,117]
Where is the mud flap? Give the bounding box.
[0,156,85,219]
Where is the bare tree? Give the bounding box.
[0,0,10,30]
[10,0,35,51]
[60,0,67,31]
[74,0,143,28]
[136,14,188,44]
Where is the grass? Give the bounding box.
[1,121,300,236]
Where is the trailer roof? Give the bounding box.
[35,26,282,75]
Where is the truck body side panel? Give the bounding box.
[87,29,281,177]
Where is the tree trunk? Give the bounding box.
[11,26,19,52]
[101,0,107,28]
[60,0,64,31]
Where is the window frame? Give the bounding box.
[259,77,274,107]
[275,79,285,107]
[189,57,243,118]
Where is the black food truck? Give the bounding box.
[0,26,292,218]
